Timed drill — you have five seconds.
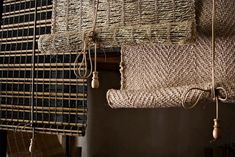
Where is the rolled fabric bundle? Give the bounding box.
[38,22,195,54]
[106,34,235,108]
[107,83,211,108]
[107,82,235,108]
[38,0,196,54]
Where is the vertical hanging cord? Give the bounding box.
[211,0,219,120]
[182,0,228,140]
[91,0,99,88]
[91,43,99,88]
[211,0,216,100]
[211,0,221,140]
[211,0,217,111]
[94,44,97,72]
[29,0,38,153]
[74,0,100,88]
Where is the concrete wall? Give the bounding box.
[80,71,235,157]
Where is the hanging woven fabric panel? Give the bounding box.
[38,0,196,55]
[107,0,235,108]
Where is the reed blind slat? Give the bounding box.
[0,0,87,136]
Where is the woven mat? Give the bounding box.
[107,0,235,108]
[107,33,235,108]
[38,0,196,54]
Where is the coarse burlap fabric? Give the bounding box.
[106,0,235,108]
[38,0,196,54]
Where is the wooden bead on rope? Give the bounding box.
[91,71,99,88]
[212,118,221,140]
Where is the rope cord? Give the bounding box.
[181,0,230,140]
[211,0,216,100]
[29,0,38,153]
[74,0,99,79]
[94,43,97,72]
[73,45,93,78]
[182,0,228,109]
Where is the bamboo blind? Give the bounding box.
[0,0,87,136]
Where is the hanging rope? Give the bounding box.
[73,43,93,78]
[74,0,100,88]
[29,0,38,154]
[181,0,228,140]
[29,128,35,154]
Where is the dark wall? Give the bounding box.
[85,71,235,157]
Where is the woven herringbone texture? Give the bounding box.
[196,0,235,37]
[106,0,235,108]
[107,33,235,108]
[38,0,196,54]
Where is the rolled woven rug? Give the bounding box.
[106,33,235,108]
[38,0,196,55]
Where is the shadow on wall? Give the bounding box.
[85,71,235,157]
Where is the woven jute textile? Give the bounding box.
[107,33,235,108]
[195,0,235,37]
[106,0,235,108]
[38,0,196,54]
